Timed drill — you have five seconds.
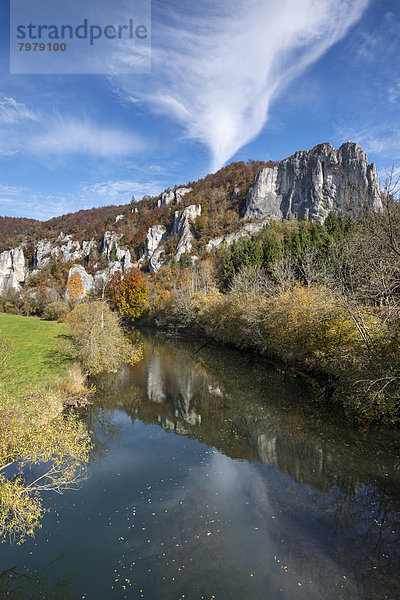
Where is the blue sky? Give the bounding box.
[0,0,399,219]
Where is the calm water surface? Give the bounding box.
[1,333,399,599]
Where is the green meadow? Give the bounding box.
[0,313,74,397]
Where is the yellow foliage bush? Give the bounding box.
[66,301,143,375]
[0,388,91,543]
[261,284,371,367]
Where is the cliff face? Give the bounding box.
[0,247,26,293]
[0,231,133,295]
[245,142,382,223]
[0,142,383,291]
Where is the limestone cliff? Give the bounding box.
[171,204,201,261]
[139,205,201,274]
[141,225,168,274]
[0,247,26,293]
[244,142,382,223]
[0,142,383,290]
[157,187,192,208]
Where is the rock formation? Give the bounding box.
[32,235,93,269]
[98,232,131,271]
[66,264,93,297]
[0,142,384,291]
[0,247,26,293]
[157,190,175,208]
[139,205,201,273]
[157,187,192,208]
[140,225,168,274]
[245,142,382,223]
[171,204,201,261]
[175,187,192,203]
[206,219,269,252]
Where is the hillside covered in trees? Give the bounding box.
[0,160,269,254]
[0,143,399,424]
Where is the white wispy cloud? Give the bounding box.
[0,96,146,160]
[29,118,145,158]
[0,97,37,124]
[116,0,369,171]
[0,184,72,220]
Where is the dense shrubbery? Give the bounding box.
[42,301,70,322]
[145,201,400,424]
[217,213,354,289]
[66,301,143,375]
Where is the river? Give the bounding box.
[1,333,399,599]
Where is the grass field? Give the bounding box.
[0,313,75,396]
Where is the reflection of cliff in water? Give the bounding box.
[94,334,400,497]
[92,333,400,599]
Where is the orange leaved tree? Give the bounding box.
[66,272,84,302]
[106,267,149,322]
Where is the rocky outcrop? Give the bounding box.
[0,247,26,293]
[32,234,96,268]
[139,204,201,273]
[144,225,167,259]
[172,204,201,261]
[245,142,382,223]
[157,187,192,208]
[66,263,129,297]
[157,190,174,208]
[175,187,192,203]
[231,186,240,200]
[98,232,131,272]
[33,240,53,268]
[141,225,168,274]
[0,228,132,294]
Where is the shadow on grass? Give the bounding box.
[44,334,77,370]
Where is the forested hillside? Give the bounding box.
[0,205,127,252]
[0,161,269,254]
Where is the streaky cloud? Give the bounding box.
[0,97,37,124]
[30,118,145,158]
[118,0,370,171]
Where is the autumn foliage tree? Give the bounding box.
[66,301,143,375]
[106,267,149,321]
[66,272,84,302]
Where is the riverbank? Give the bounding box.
[0,313,75,398]
[144,280,400,425]
[6,331,394,600]
[0,313,92,544]
[0,312,96,409]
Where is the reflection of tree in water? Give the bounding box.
[323,480,400,600]
[81,403,123,461]
[93,332,400,599]
[95,334,400,492]
[0,561,75,600]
